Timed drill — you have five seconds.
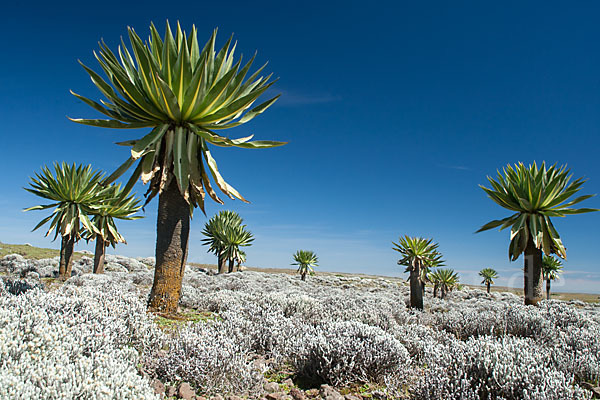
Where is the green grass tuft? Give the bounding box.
[0,241,85,261]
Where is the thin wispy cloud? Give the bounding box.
[266,89,341,106]
[438,164,471,171]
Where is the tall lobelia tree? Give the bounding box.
[85,184,142,273]
[24,163,103,280]
[479,267,498,294]
[70,22,285,313]
[393,236,444,310]
[542,255,563,300]
[477,162,597,306]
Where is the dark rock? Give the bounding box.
[151,379,165,395]
[264,381,280,393]
[319,385,344,400]
[265,393,290,400]
[178,382,195,400]
[166,385,177,397]
[282,378,294,387]
[289,387,307,400]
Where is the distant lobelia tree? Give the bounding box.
[393,236,444,310]
[222,223,254,273]
[430,268,459,299]
[24,163,103,280]
[235,250,246,271]
[85,184,142,273]
[292,250,318,281]
[477,162,597,306]
[542,255,563,300]
[202,210,243,274]
[430,270,440,298]
[70,22,285,313]
[479,267,499,294]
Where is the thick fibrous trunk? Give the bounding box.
[433,284,438,298]
[546,279,551,300]
[59,235,75,280]
[486,282,491,294]
[228,258,234,273]
[524,236,544,306]
[148,179,190,314]
[409,261,424,310]
[301,271,306,281]
[217,254,227,274]
[93,237,106,274]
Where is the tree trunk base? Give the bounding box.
[409,264,424,310]
[93,237,106,274]
[218,256,227,274]
[59,235,75,280]
[524,236,544,306]
[148,179,190,314]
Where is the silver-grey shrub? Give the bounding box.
[291,320,410,387]
[411,335,591,400]
[2,254,599,398]
[150,317,262,396]
[0,281,160,400]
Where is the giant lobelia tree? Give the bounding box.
[542,255,563,300]
[479,267,498,294]
[429,268,459,299]
[222,223,254,273]
[477,162,597,305]
[24,163,103,280]
[291,250,319,281]
[70,22,285,313]
[393,236,444,310]
[201,210,243,274]
[85,183,142,273]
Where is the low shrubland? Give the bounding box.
[0,253,599,399]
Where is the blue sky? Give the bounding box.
[1,1,599,293]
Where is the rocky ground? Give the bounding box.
[1,252,599,400]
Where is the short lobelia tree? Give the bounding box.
[235,250,246,271]
[202,210,243,274]
[292,250,318,281]
[222,223,254,273]
[70,22,285,313]
[393,236,444,310]
[479,267,498,294]
[24,163,103,280]
[85,184,142,273]
[477,162,597,305]
[542,255,563,300]
[429,268,459,299]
